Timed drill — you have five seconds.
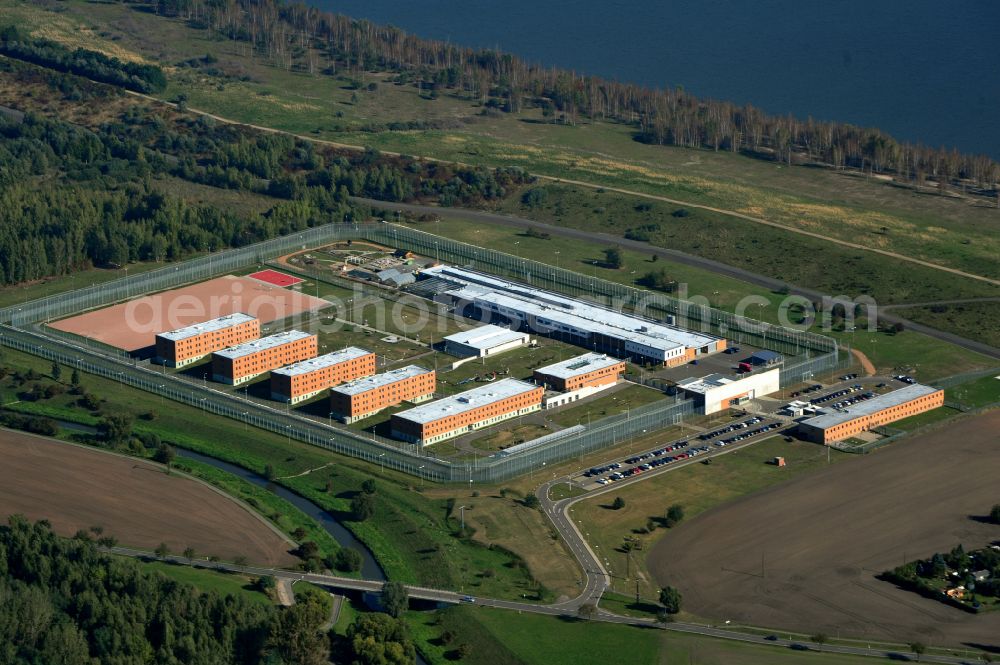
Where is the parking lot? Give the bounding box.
[571,412,788,491]
[646,340,785,384]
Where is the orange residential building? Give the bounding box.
[330,365,436,423]
[799,384,945,444]
[533,353,626,392]
[270,347,377,404]
[154,313,259,368]
[391,378,544,446]
[211,330,317,386]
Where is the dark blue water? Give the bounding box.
[318,0,1000,158]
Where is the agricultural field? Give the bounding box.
[894,301,1000,349]
[0,429,297,566]
[648,411,1000,646]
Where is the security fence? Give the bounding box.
[0,220,839,482]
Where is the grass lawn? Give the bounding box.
[406,605,884,665]
[947,373,1000,407]
[573,436,849,598]
[894,301,1000,349]
[139,560,273,607]
[891,405,965,432]
[546,383,666,427]
[469,423,550,453]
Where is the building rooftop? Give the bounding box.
[393,378,539,425]
[332,365,433,396]
[214,330,313,360]
[272,347,372,377]
[801,383,940,429]
[157,313,256,342]
[750,350,782,363]
[676,373,736,394]
[421,265,718,352]
[443,324,528,350]
[535,352,624,380]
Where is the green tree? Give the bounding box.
[665,504,685,527]
[346,613,416,665]
[70,368,81,388]
[351,493,376,521]
[603,247,623,269]
[909,641,925,661]
[812,633,828,651]
[50,362,61,381]
[268,594,330,665]
[97,413,134,447]
[361,479,377,495]
[522,494,540,509]
[611,496,626,510]
[183,547,196,561]
[381,581,409,618]
[334,548,363,573]
[154,542,170,558]
[578,602,598,620]
[659,586,682,614]
[153,443,175,471]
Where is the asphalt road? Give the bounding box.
[353,197,1000,361]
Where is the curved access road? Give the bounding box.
[353,197,1000,361]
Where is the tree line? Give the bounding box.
[0,516,330,664]
[0,25,166,93]
[146,0,998,193]
[0,61,532,286]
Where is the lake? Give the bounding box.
[314,0,1000,158]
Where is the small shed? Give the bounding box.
[749,350,782,366]
[773,456,786,467]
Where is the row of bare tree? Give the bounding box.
[149,0,999,193]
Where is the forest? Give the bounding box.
[0,25,166,93]
[143,0,999,192]
[0,59,531,286]
[0,515,330,665]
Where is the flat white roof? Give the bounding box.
[157,313,256,341]
[332,365,433,396]
[802,384,940,430]
[422,265,718,352]
[535,352,623,380]
[393,378,539,425]
[214,330,313,360]
[443,324,528,350]
[676,372,735,394]
[272,347,372,377]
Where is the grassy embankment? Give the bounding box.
[0,347,572,601]
[139,560,273,607]
[4,0,998,345]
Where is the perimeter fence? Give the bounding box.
[0,221,839,482]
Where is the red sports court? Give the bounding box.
[248,269,304,287]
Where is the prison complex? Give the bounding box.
[418,265,724,366]
[798,383,944,444]
[270,347,377,404]
[154,313,259,368]
[391,378,544,446]
[330,365,436,423]
[212,330,318,385]
[533,353,626,392]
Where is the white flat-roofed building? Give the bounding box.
[211,330,317,385]
[270,347,376,404]
[154,313,259,368]
[391,378,543,446]
[442,324,531,358]
[330,365,436,423]
[421,265,724,366]
[676,367,780,414]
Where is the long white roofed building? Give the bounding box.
[417,265,725,366]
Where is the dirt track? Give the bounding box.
[649,411,1000,647]
[0,430,297,566]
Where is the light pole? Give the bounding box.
[418,464,425,490]
[458,505,467,531]
[378,452,385,474]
